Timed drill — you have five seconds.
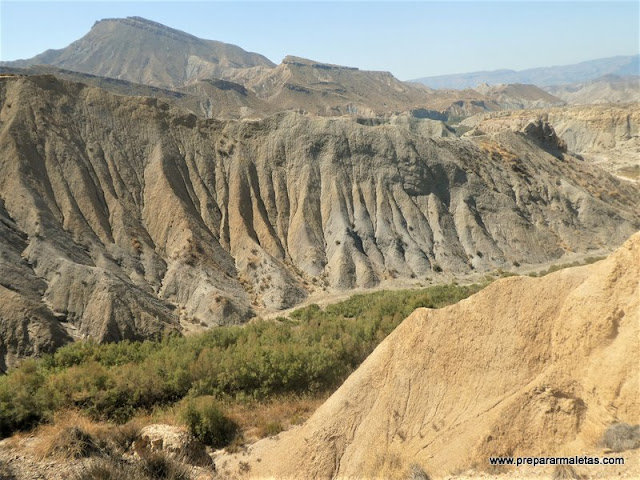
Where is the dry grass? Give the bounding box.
[74,457,141,480]
[31,411,106,460]
[224,393,327,443]
[0,461,16,480]
[75,453,192,480]
[478,140,519,163]
[31,410,143,460]
[137,452,191,480]
[372,451,403,477]
[552,464,582,480]
[367,450,417,480]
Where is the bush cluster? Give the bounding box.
[77,453,191,480]
[600,422,640,452]
[0,283,483,439]
[178,396,237,447]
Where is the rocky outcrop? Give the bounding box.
[0,199,72,372]
[133,424,213,467]
[0,18,571,121]
[462,104,640,180]
[228,232,640,478]
[0,75,638,367]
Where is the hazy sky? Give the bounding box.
[1,1,638,80]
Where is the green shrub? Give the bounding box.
[263,421,284,436]
[179,396,238,448]
[0,282,484,437]
[0,359,50,435]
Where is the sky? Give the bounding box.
[0,1,638,80]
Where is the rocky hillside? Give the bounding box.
[462,104,640,180]
[223,231,640,478]
[0,74,638,369]
[224,55,435,117]
[545,75,640,105]
[474,82,565,109]
[2,16,275,89]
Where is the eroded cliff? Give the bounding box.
[0,75,638,367]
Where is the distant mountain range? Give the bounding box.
[412,55,639,89]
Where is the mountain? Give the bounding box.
[544,74,640,105]
[221,232,640,478]
[0,74,638,369]
[412,55,640,89]
[1,16,275,89]
[226,55,435,116]
[1,18,568,120]
[474,83,565,110]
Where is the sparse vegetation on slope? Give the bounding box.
[0,283,483,440]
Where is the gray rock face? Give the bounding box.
[0,199,73,372]
[0,75,638,367]
[0,17,566,121]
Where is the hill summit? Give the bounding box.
[4,16,275,88]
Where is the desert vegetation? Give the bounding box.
[600,422,640,453]
[0,283,483,446]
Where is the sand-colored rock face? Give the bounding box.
[232,232,640,479]
[0,75,639,368]
[133,424,213,467]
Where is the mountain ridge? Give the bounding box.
[2,16,275,89]
[1,17,568,118]
[412,55,640,89]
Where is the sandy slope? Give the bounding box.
[220,232,640,479]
